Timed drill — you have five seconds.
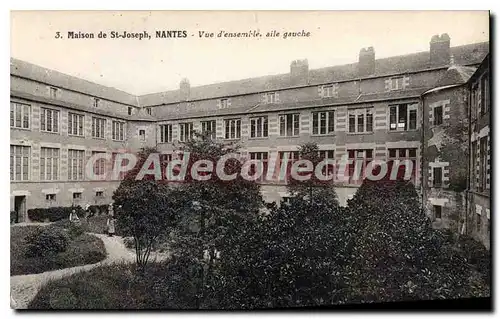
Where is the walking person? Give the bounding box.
[106,215,116,237]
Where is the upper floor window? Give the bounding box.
[41,108,60,133]
[112,121,125,141]
[224,118,241,139]
[218,98,230,109]
[92,151,106,176]
[179,122,194,142]
[478,137,489,192]
[93,98,100,108]
[128,107,133,115]
[433,167,443,187]
[68,113,84,136]
[10,145,30,181]
[40,147,59,181]
[348,108,373,133]
[389,104,417,131]
[201,120,216,139]
[312,111,335,135]
[49,87,59,99]
[389,76,404,91]
[319,84,338,98]
[250,116,268,138]
[139,129,146,141]
[92,117,106,139]
[480,74,489,116]
[160,124,173,143]
[10,102,30,129]
[146,107,152,115]
[263,92,280,104]
[279,113,300,137]
[68,149,85,181]
[433,106,443,126]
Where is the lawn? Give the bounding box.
[52,215,123,236]
[28,261,198,309]
[10,225,107,276]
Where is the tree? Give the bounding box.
[112,147,179,271]
[287,142,338,208]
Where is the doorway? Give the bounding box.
[14,196,26,223]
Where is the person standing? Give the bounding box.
[69,208,80,224]
[106,216,115,237]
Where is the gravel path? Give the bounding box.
[10,233,169,309]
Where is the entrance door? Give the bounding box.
[14,196,26,223]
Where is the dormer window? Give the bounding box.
[139,129,146,141]
[128,107,133,115]
[263,92,279,104]
[146,107,152,115]
[390,77,404,90]
[218,98,230,109]
[319,84,338,98]
[49,87,59,99]
[93,98,100,108]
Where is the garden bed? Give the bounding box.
[10,225,107,276]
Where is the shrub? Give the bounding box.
[67,223,85,239]
[24,227,69,257]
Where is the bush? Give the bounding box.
[67,223,85,239]
[28,206,85,222]
[24,227,69,257]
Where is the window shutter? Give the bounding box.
[275,92,280,103]
[403,76,410,89]
[384,79,391,91]
[318,86,323,97]
[217,100,221,109]
[262,94,267,104]
[227,99,232,107]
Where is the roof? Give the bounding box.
[156,87,428,121]
[10,58,139,107]
[433,65,478,87]
[139,41,490,106]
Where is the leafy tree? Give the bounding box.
[287,142,338,208]
[113,147,179,271]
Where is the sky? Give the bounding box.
[10,11,489,95]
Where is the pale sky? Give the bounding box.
[11,11,489,95]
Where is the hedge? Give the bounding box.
[27,204,111,222]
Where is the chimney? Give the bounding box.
[179,78,190,101]
[358,47,375,76]
[430,33,451,66]
[290,59,309,85]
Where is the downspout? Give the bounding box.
[465,85,472,236]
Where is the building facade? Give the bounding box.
[10,34,489,246]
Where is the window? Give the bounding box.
[479,137,488,192]
[68,149,85,181]
[434,205,442,220]
[471,141,477,190]
[68,113,84,136]
[312,111,335,135]
[476,211,482,232]
[389,104,417,131]
[92,117,106,138]
[160,124,173,143]
[93,98,100,108]
[146,107,152,115]
[249,152,269,182]
[320,84,338,98]
[480,74,489,116]
[10,145,30,181]
[10,102,30,129]
[224,119,241,139]
[40,108,60,133]
[73,192,82,200]
[179,123,194,142]
[139,130,146,141]
[433,167,443,187]
[112,121,125,141]
[112,152,129,180]
[389,76,404,90]
[49,87,58,99]
[348,109,373,133]
[40,147,59,181]
[279,113,300,137]
[263,92,279,104]
[46,194,56,201]
[219,98,230,109]
[318,150,335,178]
[388,148,417,182]
[347,149,373,184]
[96,191,104,197]
[278,151,300,183]
[92,151,106,176]
[201,120,216,139]
[433,106,443,126]
[128,107,132,115]
[250,116,268,138]
[471,84,479,121]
